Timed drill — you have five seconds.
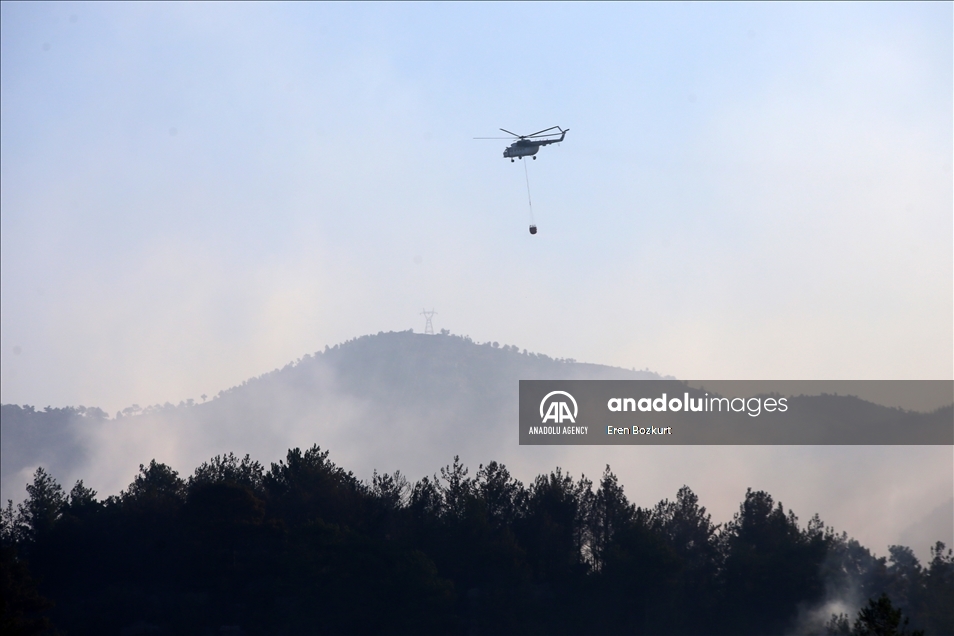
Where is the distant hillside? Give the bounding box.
[4,330,952,564]
[1,331,664,501]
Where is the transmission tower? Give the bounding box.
[420,309,437,335]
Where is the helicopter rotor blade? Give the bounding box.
[473,137,515,139]
[525,126,562,138]
[499,128,522,138]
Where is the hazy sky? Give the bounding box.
[2,2,952,413]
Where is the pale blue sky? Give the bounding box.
[2,2,952,411]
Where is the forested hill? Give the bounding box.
[1,331,663,502]
[3,331,951,513]
[2,331,953,633]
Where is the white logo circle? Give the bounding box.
[539,390,578,419]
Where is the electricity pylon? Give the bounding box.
[420,309,437,335]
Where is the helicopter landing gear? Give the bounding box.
[511,159,515,162]
[532,156,536,160]
[529,225,537,235]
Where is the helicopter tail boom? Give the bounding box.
[534,128,568,146]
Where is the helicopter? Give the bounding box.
[475,126,569,162]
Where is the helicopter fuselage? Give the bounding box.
[503,140,540,159]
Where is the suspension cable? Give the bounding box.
[524,158,535,226]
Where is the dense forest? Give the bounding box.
[2,447,951,635]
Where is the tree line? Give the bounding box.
[2,447,951,635]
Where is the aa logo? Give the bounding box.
[540,391,578,424]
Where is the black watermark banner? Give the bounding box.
[519,381,953,445]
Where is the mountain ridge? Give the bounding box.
[3,330,952,565]
[1,330,665,503]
